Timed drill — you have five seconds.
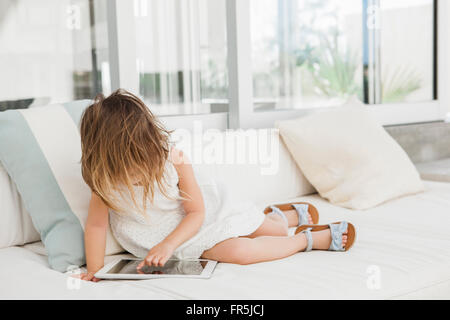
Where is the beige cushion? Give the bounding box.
[276,106,424,210]
[0,163,40,248]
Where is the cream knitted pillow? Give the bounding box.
[276,106,424,210]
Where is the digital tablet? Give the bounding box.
[95,258,217,280]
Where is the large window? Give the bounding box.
[251,0,363,111]
[0,0,443,128]
[379,0,435,103]
[250,0,435,111]
[134,0,228,116]
[0,0,108,109]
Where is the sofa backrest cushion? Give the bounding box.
[173,128,315,205]
[0,163,40,248]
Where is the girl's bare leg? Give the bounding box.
[201,229,348,265]
[247,208,314,238]
[283,209,313,227]
[247,215,288,238]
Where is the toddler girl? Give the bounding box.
[79,89,354,282]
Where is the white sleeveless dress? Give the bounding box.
[109,160,265,259]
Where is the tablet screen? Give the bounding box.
[106,259,208,275]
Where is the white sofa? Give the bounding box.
[1,129,450,299]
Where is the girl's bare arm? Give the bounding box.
[137,148,205,268]
[166,148,205,247]
[81,192,109,281]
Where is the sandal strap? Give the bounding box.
[300,228,313,252]
[268,206,288,225]
[291,203,309,227]
[328,221,348,252]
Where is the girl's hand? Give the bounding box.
[137,241,176,270]
[78,271,101,282]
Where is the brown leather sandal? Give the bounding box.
[263,202,319,226]
[295,222,356,252]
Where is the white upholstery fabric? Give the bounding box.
[2,180,450,299]
[180,128,316,204]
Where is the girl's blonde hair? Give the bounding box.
[80,89,171,213]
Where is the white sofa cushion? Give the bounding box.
[174,128,315,205]
[0,163,40,248]
[276,106,424,209]
[5,180,450,299]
